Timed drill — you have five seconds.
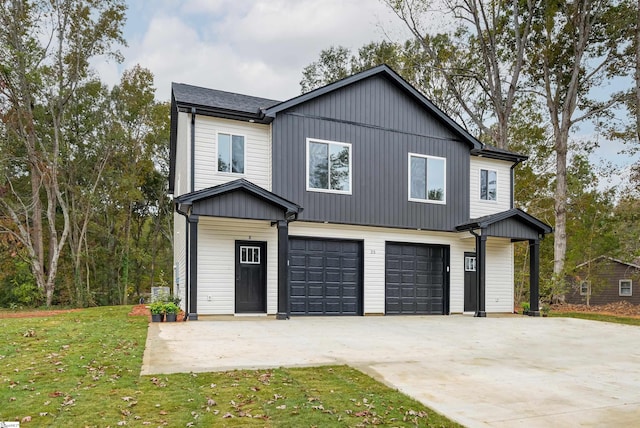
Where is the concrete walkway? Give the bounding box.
[141,315,640,427]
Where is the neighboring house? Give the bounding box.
[566,256,640,306]
[169,65,552,320]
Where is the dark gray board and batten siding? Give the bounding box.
[272,75,471,232]
[485,218,540,241]
[191,190,289,221]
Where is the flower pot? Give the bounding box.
[151,313,164,322]
[165,313,177,322]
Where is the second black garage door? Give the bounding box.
[385,242,448,315]
[289,238,363,315]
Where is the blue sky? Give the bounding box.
[93,0,637,189]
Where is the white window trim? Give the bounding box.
[217,131,247,176]
[240,246,261,264]
[479,168,498,203]
[619,279,632,296]
[408,152,447,205]
[306,137,352,195]
[579,281,590,296]
[465,256,476,272]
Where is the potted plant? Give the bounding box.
[164,302,180,322]
[541,303,550,317]
[150,301,165,322]
[521,301,530,315]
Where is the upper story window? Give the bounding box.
[579,281,590,296]
[619,279,632,296]
[409,153,446,204]
[480,169,497,201]
[306,138,352,194]
[218,132,245,174]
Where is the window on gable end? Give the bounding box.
[306,138,351,193]
[409,153,446,204]
[579,281,590,296]
[218,133,245,174]
[480,169,497,201]
[619,279,632,296]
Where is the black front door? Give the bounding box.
[464,252,477,312]
[235,241,267,313]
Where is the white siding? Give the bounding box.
[174,111,190,197]
[485,238,515,312]
[197,217,278,315]
[193,116,271,191]
[470,157,512,218]
[288,222,490,314]
[173,212,187,310]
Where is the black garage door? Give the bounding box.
[385,242,448,315]
[289,238,363,315]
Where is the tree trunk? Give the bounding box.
[636,0,640,141]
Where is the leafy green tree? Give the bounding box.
[0,0,126,306]
[526,0,635,291]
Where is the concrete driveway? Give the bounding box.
[142,315,640,427]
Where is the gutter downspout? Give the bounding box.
[510,158,524,208]
[190,108,196,193]
[176,204,190,321]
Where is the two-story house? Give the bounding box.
[169,65,552,320]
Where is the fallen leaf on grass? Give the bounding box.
[22,416,32,422]
[222,412,234,418]
[276,405,286,410]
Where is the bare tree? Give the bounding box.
[384,0,535,149]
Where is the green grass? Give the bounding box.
[0,306,461,427]
[550,312,640,326]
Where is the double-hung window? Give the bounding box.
[619,279,632,296]
[409,153,446,203]
[306,138,351,193]
[480,169,497,201]
[579,281,590,296]
[218,133,245,174]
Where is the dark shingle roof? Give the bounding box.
[172,82,281,114]
[472,145,528,163]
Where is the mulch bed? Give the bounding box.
[128,304,186,322]
[551,301,640,318]
[0,308,82,319]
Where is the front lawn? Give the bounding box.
[550,311,640,326]
[0,306,460,427]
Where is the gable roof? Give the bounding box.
[174,179,302,219]
[456,208,553,236]
[576,256,640,270]
[264,64,484,151]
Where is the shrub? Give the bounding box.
[164,302,179,314]
[149,301,165,315]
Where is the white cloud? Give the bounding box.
[96,0,410,101]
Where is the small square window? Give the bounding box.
[619,279,632,296]
[465,256,476,272]
[579,281,590,296]
[240,246,260,264]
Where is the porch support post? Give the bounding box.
[276,220,290,320]
[529,239,541,317]
[475,232,487,317]
[188,215,199,320]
